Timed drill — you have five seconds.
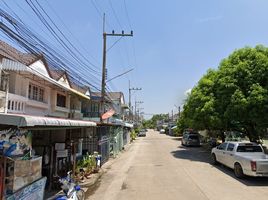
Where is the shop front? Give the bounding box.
[0,113,96,199]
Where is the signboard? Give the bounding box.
[101,109,115,120]
[6,177,47,200]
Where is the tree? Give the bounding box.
[142,114,169,129]
[178,45,268,142]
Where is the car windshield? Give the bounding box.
[188,135,199,140]
[236,145,263,152]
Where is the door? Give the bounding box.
[215,142,228,163]
[225,143,235,168]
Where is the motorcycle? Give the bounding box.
[55,171,85,200]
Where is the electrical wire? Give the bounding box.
[44,0,101,68]
[108,0,122,30]
[123,0,132,30]
[0,8,102,91]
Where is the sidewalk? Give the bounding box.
[45,142,134,199]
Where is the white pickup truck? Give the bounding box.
[211,141,268,178]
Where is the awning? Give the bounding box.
[0,113,96,128]
[124,122,133,128]
[171,126,177,130]
[1,58,90,100]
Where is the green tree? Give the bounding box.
[178,45,268,142]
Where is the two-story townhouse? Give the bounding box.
[0,40,98,194]
[86,92,132,157]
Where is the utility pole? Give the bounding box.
[100,14,133,122]
[128,81,141,110]
[135,101,143,122]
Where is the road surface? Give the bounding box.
[87,129,268,200]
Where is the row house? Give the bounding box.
[0,40,133,198]
[85,92,132,159]
[0,40,98,197]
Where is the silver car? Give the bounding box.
[181,134,201,146]
[138,129,147,137]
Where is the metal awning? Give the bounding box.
[0,113,96,128]
[124,122,133,128]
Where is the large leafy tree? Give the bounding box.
[178,45,268,142]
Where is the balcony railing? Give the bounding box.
[7,93,27,114]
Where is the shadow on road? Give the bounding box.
[171,145,268,186]
[213,164,268,186]
[171,145,211,164]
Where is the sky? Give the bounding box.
[1,0,268,119]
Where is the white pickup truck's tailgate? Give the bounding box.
[257,160,268,173]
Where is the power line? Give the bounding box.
[44,0,102,69]
[108,0,122,29]
[0,8,102,91]
[123,0,132,30]
[28,0,101,75]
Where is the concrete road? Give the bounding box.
[87,130,268,200]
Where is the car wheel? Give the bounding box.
[234,163,244,178]
[211,153,218,165]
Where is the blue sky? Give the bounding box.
[1,0,268,119]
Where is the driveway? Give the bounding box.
[87,130,268,200]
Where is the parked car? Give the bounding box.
[181,133,201,146]
[138,129,147,137]
[160,129,165,134]
[211,142,268,178]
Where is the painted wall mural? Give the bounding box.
[0,129,32,157]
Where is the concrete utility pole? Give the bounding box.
[135,101,143,122]
[100,14,133,122]
[128,80,142,109]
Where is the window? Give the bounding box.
[237,145,263,152]
[90,103,99,112]
[28,83,45,102]
[227,143,235,151]
[188,135,199,140]
[218,142,228,150]
[57,93,66,107]
[39,88,44,102]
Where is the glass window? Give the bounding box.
[218,142,228,150]
[28,83,44,102]
[28,85,31,98]
[39,88,44,102]
[188,135,199,140]
[227,143,235,151]
[237,145,263,152]
[57,94,66,107]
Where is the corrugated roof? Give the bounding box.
[0,113,96,127]
[0,40,38,65]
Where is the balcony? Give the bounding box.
[7,93,27,114]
